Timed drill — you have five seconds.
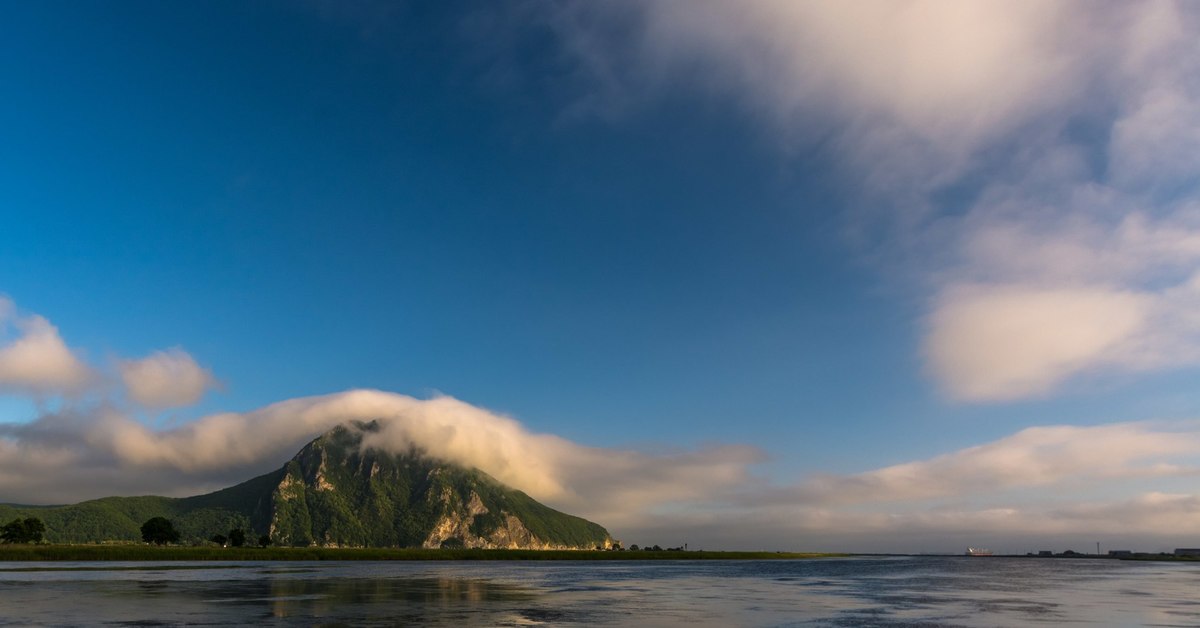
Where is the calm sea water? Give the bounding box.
[1,556,1198,626]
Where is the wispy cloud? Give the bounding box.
[627,421,1200,551]
[525,0,1200,402]
[797,421,1200,505]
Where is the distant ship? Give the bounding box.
[966,547,993,556]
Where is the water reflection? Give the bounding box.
[2,558,1199,626]
[255,577,534,621]
[0,569,548,627]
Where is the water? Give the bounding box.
[2,556,1198,626]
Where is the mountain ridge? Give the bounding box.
[0,420,612,549]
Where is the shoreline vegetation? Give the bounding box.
[0,545,841,562]
[2,545,1197,563]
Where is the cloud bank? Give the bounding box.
[0,297,760,532]
[1,389,759,531]
[628,420,1200,552]
[2,296,1200,549]
[529,0,1200,402]
[7,380,1200,550]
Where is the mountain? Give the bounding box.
[0,421,613,549]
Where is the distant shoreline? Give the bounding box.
[0,545,843,562]
[855,552,1200,562]
[5,546,1198,563]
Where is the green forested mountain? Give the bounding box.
[0,421,612,549]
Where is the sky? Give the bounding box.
[2,0,1200,553]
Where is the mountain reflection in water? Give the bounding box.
[257,577,534,621]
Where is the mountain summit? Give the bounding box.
[0,421,613,549]
[265,420,611,548]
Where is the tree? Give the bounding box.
[210,534,227,546]
[629,544,639,551]
[25,518,45,543]
[1,517,45,544]
[140,517,180,545]
[228,528,246,547]
[258,534,272,548]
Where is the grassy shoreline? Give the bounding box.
[0,545,841,562]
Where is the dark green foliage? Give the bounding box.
[0,467,284,546]
[258,534,271,547]
[228,528,245,547]
[140,517,180,545]
[475,483,609,548]
[1,517,45,543]
[470,510,504,537]
[0,496,251,545]
[210,534,227,546]
[174,508,251,543]
[175,466,285,533]
[0,420,612,549]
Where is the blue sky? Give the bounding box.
[3,1,1200,552]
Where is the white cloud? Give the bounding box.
[119,348,216,409]
[926,284,1150,401]
[0,297,220,409]
[358,396,762,526]
[930,203,1200,400]
[0,296,95,396]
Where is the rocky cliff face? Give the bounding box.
[265,421,612,549]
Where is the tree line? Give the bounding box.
[4,515,269,547]
[140,516,269,547]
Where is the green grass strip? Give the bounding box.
[0,545,842,562]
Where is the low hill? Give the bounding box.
[0,421,612,549]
